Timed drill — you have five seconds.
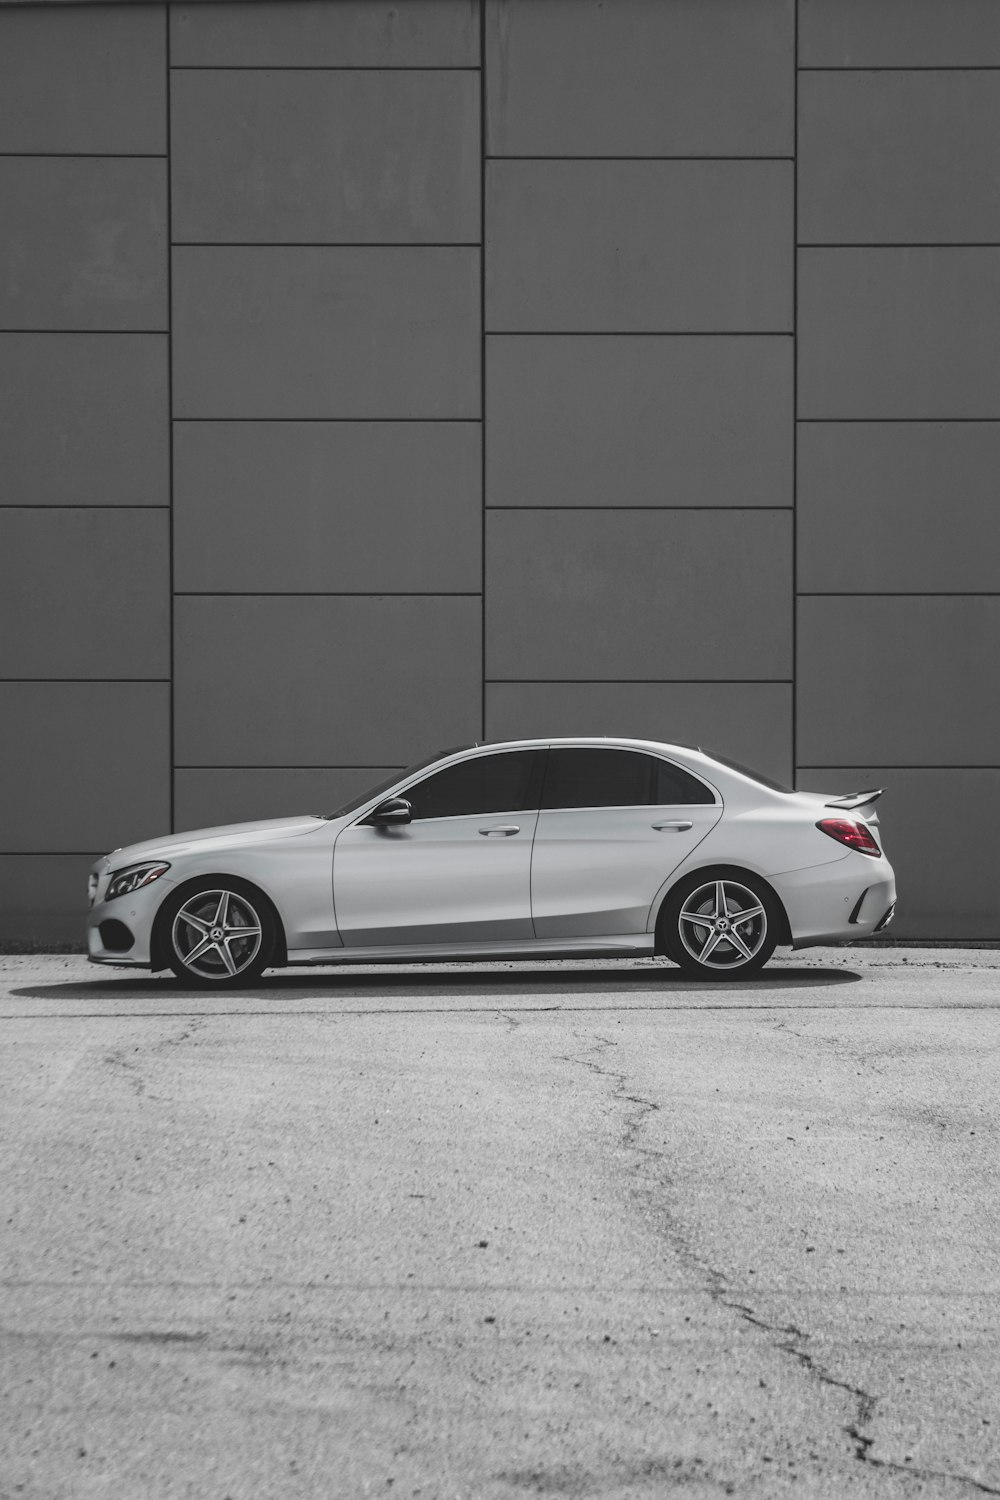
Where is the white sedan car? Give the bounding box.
[87,738,896,987]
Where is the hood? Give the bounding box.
[101,815,326,868]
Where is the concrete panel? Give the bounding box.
[0,335,168,507]
[0,683,169,852]
[170,1,478,67]
[796,768,1000,942]
[797,598,1000,766]
[174,768,402,832]
[174,421,481,593]
[175,596,481,766]
[485,0,792,157]
[800,72,1000,245]
[799,423,1000,595]
[0,855,100,947]
[798,249,1000,420]
[0,159,167,333]
[486,510,792,681]
[487,336,792,508]
[487,161,792,333]
[171,70,479,245]
[0,3,165,155]
[172,247,479,418]
[486,683,793,789]
[799,0,1000,67]
[0,510,169,679]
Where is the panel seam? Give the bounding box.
[480,0,487,739]
[792,0,799,790]
[169,65,481,72]
[166,1,175,834]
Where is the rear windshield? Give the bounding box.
[705,751,792,795]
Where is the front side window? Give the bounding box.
[541,748,713,810]
[325,745,476,818]
[403,751,543,821]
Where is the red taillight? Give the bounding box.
[816,818,881,857]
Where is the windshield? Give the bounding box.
[704,751,792,795]
[322,745,477,819]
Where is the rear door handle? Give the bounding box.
[652,820,693,831]
[479,824,520,836]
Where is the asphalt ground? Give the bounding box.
[2,949,1000,1499]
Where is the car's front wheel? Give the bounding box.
[661,872,779,980]
[161,879,276,987]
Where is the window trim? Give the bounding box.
[344,742,719,830]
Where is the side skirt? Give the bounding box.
[285,934,657,966]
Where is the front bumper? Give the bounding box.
[87,874,174,967]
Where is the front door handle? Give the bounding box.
[652,820,693,831]
[479,824,520,836]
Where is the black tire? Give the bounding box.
[160,877,276,988]
[660,870,780,981]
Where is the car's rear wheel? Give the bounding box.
[162,879,276,987]
[661,872,779,980]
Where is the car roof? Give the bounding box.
[441,739,792,798]
[448,737,701,756]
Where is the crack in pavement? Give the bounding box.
[154,1016,206,1051]
[102,1017,207,1101]
[101,1045,148,1098]
[724,1297,1000,1496]
[560,1030,1000,1497]
[840,1430,1000,1496]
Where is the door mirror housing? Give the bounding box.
[369,796,411,826]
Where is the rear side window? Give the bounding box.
[404,751,543,821]
[541,748,713,809]
[703,751,791,794]
[654,759,714,805]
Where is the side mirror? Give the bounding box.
[369,796,411,826]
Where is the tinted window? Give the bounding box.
[403,751,542,821]
[325,745,476,818]
[704,751,791,794]
[541,748,712,809]
[654,759,714,805]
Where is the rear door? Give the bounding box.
[530,747,722,938]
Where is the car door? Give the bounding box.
[333,749,545,947]
[530,747,722,938]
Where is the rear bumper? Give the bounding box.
[773,854,897,949]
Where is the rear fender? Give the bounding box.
[649,864,792,952]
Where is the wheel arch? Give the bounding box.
[651,863,792,956]
[149,872,288,972]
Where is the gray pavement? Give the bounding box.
[2,949,1000,1499]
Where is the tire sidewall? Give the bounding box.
[160,877,276,988]
[661,870,779,981]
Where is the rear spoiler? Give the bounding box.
[825,788,884,815]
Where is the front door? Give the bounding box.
[530,747,722,938]
[333,749,545,947]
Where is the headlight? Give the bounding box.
[105,862,170,901]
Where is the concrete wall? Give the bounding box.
[0,0,996,944]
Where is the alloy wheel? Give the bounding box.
[171,888,263,980]
[677,878,768,971]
